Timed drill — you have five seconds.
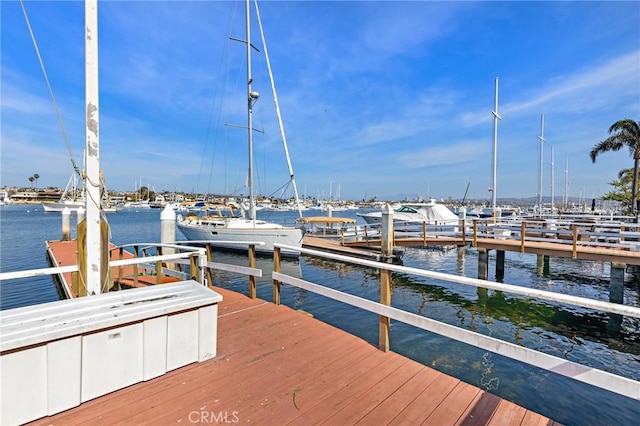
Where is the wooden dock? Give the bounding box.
[29,286,556,425]
[345,236,640,266]
[303,236,404,262]
[46,240,181,298]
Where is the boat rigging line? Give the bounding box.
[19,0,82,178]
[254,0,303,218]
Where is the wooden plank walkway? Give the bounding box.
[345,236,640,265]
[29,287,557,425]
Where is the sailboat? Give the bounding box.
[41,172,84,212]
[41,171,116,213]
[176,0,303,256]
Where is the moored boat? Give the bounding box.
[358,198,458,226]
[177,0,302,256]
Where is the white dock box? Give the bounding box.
[0,281,222,426]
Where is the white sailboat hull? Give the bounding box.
[42,201,116,213]
[42,201,85,212]
[177,217,303,256]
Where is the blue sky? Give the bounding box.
[2,1,639,202]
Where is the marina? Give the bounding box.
[1,0,639,425]
[1,204,639,425]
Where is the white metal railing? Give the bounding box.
[272,243,640,401]
[0,243,208,284]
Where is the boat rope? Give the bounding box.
[254,0,304,218]
[19,0,82,178]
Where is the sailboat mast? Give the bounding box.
[490,77,501,219]
[537,113,545,216]
[85,0,101,295]
[564,157,569,210]
[245,0,256,221]
[550,144,555,214]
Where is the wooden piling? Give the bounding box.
[478,248,488,280]
[496,250,505,282]
[610,262,625,304]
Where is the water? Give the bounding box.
[1,204,638,424]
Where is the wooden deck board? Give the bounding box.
[387,373,461,425]
[29,287,554,426]
[422,381,482,424]
[320,360,424,424]
[356,366,440,424]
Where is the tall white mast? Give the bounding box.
[245,0,257,221]
[490,77,501,218]
[537,113,545,216]
[85,0,101,295]
[254,0,303,218]
[564,157,569,210]
[550,144,555,214]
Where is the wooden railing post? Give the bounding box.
[155,246,164,284]
[472,220,478,247]
[71,271,79,297]
[379,268,391,352]
[205,244,214,286]
[189,253,198,281]
[572,224,578,258]
[76,218,87,296]
[422,222,427,246]
[273,247,281,305]
[133,245,140,288]
[520,221,526,253]
[248,244,257,299]
[117,247,124,289]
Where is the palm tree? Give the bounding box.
[28,176,35,188]
[33,173,40,192]
[590,119,640,216]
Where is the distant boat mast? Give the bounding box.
[563,157,569,210]
[490,77,501,218]
[537,113,545,216]
[550,144,555,213]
